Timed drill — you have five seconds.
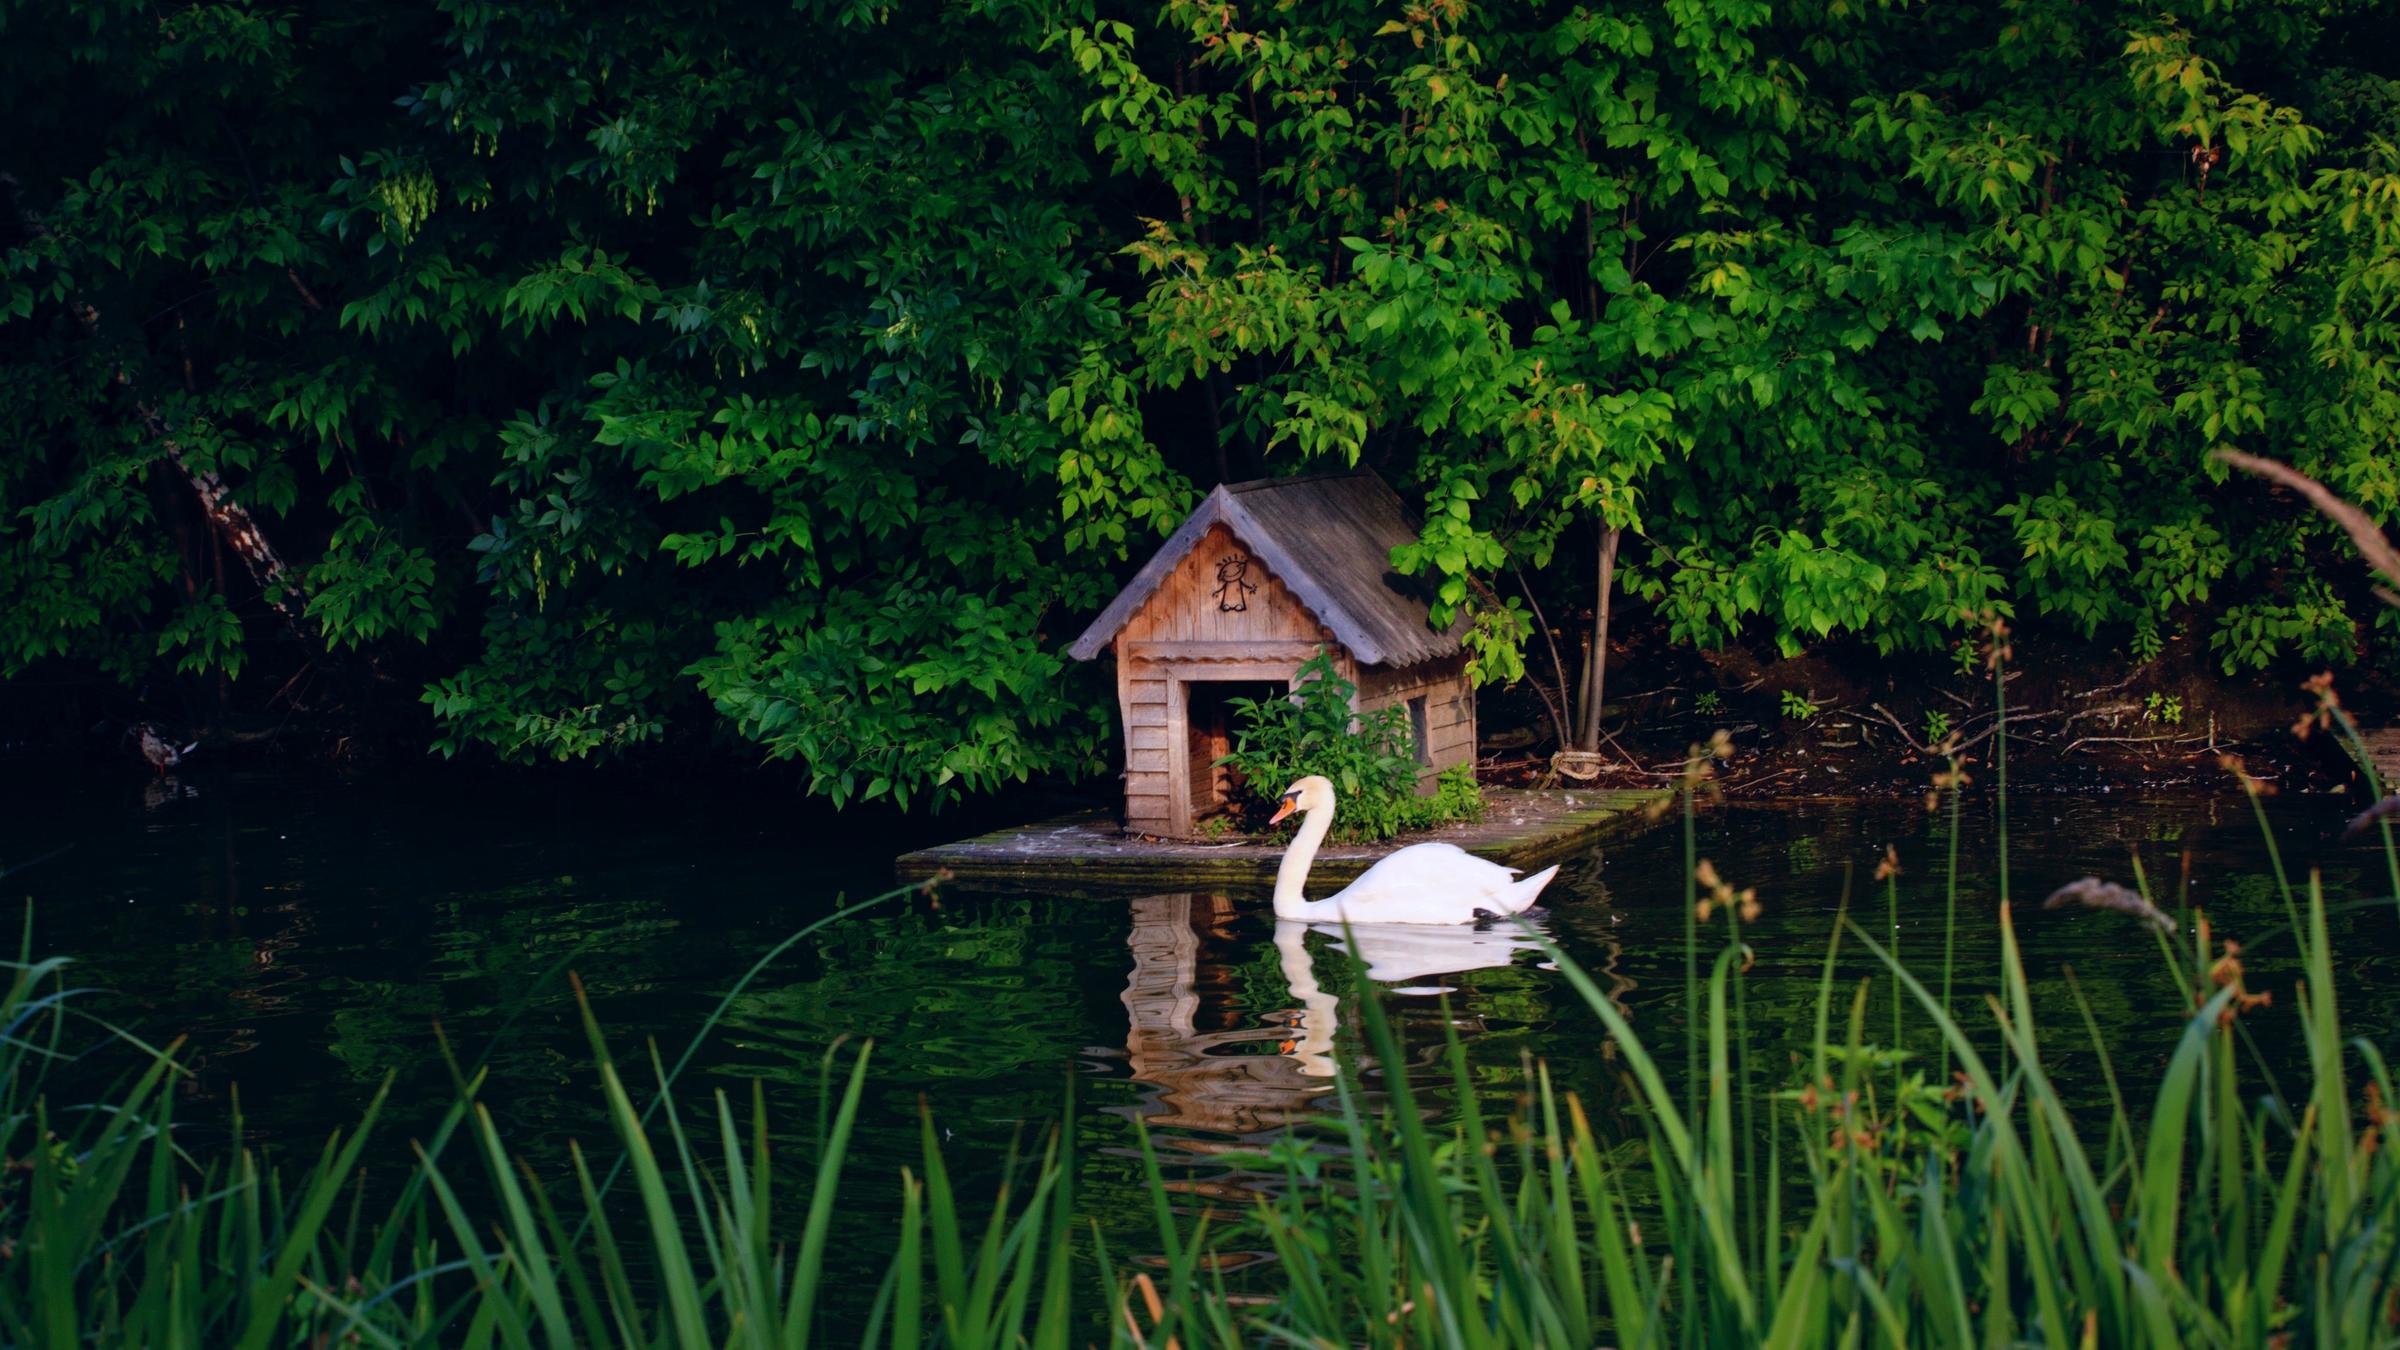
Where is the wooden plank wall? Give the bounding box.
[1115,525,1338,837]
[1356,653,1476,791]
[1119,661,1174,834]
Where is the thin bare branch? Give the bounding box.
[2214,449,2400,600]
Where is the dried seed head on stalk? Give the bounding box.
[1693,856,1759,924]
[2205,937,2271,1027]
[2294,671,2341,740]
[2041,876,2173,933]
[2218,752,2276,798]
[1926,756,1975,811]
[1682,746,1716,789]
[1685,734,1733,784]
[1654,733,1737,820]
[1874,844,1902,882]
[2304,670,2340,708]
[1960,608,2014,669]
[2207,938,2243,986]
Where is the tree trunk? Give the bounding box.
[144,400,311,629]
[5,173,311,634]
[1573,525,1621,752]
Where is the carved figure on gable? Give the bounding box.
[1213,553,1256,612]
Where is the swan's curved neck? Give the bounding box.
[1273,801,1334,919]
[1273,921,1338,1076]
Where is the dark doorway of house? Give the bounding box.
[1184,680,1284,828]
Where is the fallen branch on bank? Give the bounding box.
[1865,703,1932,755]
[2060,733,2210,755]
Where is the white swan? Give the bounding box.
[1268,775,1560,925]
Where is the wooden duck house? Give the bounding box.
[1066,472,1477,840]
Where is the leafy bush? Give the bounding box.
[1408,764,1487,833]
[1219,651,1480,842]
[9,0,2400,800]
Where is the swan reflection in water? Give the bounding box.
[1312,917,1553,993]
[1113,892,1554,1224]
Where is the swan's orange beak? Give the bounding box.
[1268,796,1296,826]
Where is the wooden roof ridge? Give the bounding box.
[1064,470,1459,668]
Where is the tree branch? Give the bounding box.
[4,172,313,634]
[1504,565,1573,746]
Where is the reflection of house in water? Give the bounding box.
[1110,890,1628,1276]
[1118,893,1334,1154]
[1114,893,1562,1199]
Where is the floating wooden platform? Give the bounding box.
[894,787,1668,894]
[2365,727,2400,791]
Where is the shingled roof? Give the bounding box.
[1065,472,1459,668]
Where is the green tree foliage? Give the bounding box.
[0,0,1178,805]
[1075,0,2400,674]
[2,0,2397,806]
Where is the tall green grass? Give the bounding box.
[8,746,2400,1344]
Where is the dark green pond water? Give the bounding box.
[8,769,2399,1295]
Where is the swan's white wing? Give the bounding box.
[1309,842,1539,925]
